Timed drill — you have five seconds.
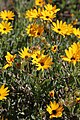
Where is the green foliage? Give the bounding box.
[0,0,80,120]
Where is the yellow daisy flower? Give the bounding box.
[35,25,44,37]
[19,47,31,59]
[3,63,13,69]
[35,55,53,71]
[0,21,12,34]
[44,4,60,13]
[26,24,44,37]
[66,23,73,35]
[71,42,80,52]
[46,101,64,119]
[5,52,16,63]
[73,28,80,38]
[26,24,37,37]
[71,19,78,25]
[40,10,56,22]
[31,50,45,64]
[31,50,42,61]
[36,8,42,18]
[0,84,9,100]
[0,10,15,21]
[25,9,39,21]
[61,42,80,66]
[35,0,45,7]
[49,90,54,97]
[3,52,16,69]
[52,20,67,37]
[51,45,58,53]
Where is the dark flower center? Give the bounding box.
[77,34,79,37]
[25,56,28,59]
[52,110,57,115]
[3,28,6,31]
[33,7,36,9]
[71,57,75,60]
[36,55,38,58]
[54,46,56,50]
[37,32,40,35]
[46,16,49,18]
[40,62,44,66]
[50,93,53,96]
[58,28,61,31]
[10,57,14,62]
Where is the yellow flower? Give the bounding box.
[71,19,78,25]
[76,98,80,103]
[31,50,45,64]
[51,45,58,53]
[0,10,15,21]
[44,4,60,13]
[35,0,45,7]
[32,50,42,61]
[19,47,31,59]
[66,24,73,35]
[0,21,12,34]
[35,25,44,37]
[36,8,42,18]
[26,24,36,37]
[71,42,80,52]
[52,20,67,37]
[26,24,44,37]
[61,42,80,66]
[46,101,64,119]
[5,52,16,63]
[73,28,80,38]
[3,52,16,69]
[3,63,12,69]
[35,55,53,71]
[40,10,56,22]
[25,9,39,21]
[49,90,54,97]
[0,84,9,100]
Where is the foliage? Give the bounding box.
[0,0,80,120]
